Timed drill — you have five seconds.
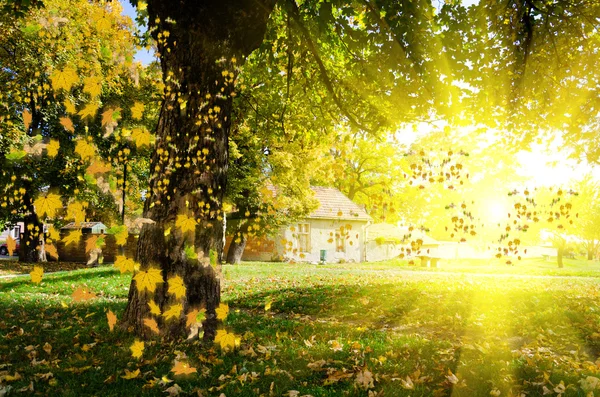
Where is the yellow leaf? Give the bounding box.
[50,67,78,92]
[62,229,82,246]
[107,310,117,331]
[85,234,104,253]
[171,361,197,376]
[78,103,99,120]
[131,127,152,147]
[72,287,97,301]
[45,243,58,259]
[101,107,121,126]
[6,235,17,256]
[114,255,135,273]
[47,139,60,157]
[75,139,96,160]
[83,75,102,98]
[130,340,144,359]
[186,308,205,328]
[30,266,43,284]
[163,303,183,321]
[23,110,32,131]
[175,214,196,233]
[64,99,77,114]
[121,369,140,379]
[264,298,272,312]
[216,330,238,351]
[148,300,161,316]
[34,193,62,219]
[216,303,229,321]
[60,117,74,132]
[167,275,186,299]
[67,201,87,223]
[143,318,159,334]
[114,228,128,245]
[134,267,163,293]
[47,225,60,242]
[131,102,144,120]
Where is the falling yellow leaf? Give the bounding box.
[175,214,197,234]
[47,225,60,242]
[46,139,60,157]
[121,369,140,379]
[114,228,128,245]
[186,308,205,328]
[78,103,99,120]
[171,361,197,376]
[72,287,97,301]
[64,99,77,114]
[23,109,32,131]
[62,229,82,246]
[45,244,58,260]
[143,318,160,334]
[85,234,104,253]
[75,139,95,160]
[216,303,229,321]
[107,310,117,331]
[130,340,144,359]
[163,303,183,321]
[101,107,121,126]
[114,255,135,273]
[30,266,43,284]
[67,201,87,224]
[60,117,74,132]
[131,102,144,119]
[134,267,163,293]
[6,235,16,256]
[50,67,78,92]
[167,275,186,299]
[148,300,161,316]
[131,127,152,147]
[83,75,102,98]
[34,193,62,219]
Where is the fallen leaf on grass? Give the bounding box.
[72,287,97,301]
[215,303,229,321]
[121,369,140,379]
[130,340,144,359]
[107,310,117,331]
[171,361,197,376]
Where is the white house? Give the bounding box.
[229,187,372,263]
[0,222,23,242]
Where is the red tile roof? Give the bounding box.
[309,187,372,221]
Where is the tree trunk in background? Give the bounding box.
[226,221,250,264]
[588,250,594,261]
[557,246,564,268]
[121,0,276,341]
[19,190,46,263]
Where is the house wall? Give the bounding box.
[0,224,22,241]
[281,219,367,263]
[365,240,404,262]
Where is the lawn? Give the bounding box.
[1,262,599,396]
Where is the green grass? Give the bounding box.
[1,262,600,396]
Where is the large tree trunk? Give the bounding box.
[121,0,276,341]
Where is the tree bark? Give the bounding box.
[121,0,276,341]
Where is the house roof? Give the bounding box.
[308,187,372,221]
[61,222,107,230]
[366,223,439,245]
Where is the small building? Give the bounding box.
[226,187,372,263]
[365,223,440,264]
[61,222,107,234]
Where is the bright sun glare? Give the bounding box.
[486,200,509,225]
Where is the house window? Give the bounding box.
[297,223,311,252]
[335,232,345,253]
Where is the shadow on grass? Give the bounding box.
[0,266,120,290]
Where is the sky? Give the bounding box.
[119,1,155,65]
